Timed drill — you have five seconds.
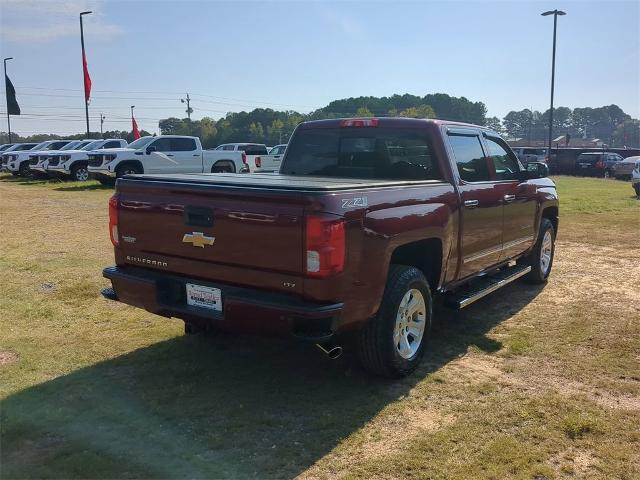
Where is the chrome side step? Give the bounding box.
[445,264,531,309]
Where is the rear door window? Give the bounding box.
[103,141,122,148]
[169,138,197,151]
[281,127,442,180]
[448,134,491,182]
[222,145,235,151]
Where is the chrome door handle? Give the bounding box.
[464,199,479,208]
[166,154,174,157]
[504,194,516,203]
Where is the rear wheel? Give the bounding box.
[523,218,556,284]
[184,321,215,335]
[356,265,432,378]
[116,164,142,178]
[71,164,89,182]
[211,162,235,173]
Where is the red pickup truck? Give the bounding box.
[102,118,558,377]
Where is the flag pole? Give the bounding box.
[3,57,13,143]
[80,11,92,138]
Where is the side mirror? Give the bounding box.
[525,161,549,179]
[146,145,157,155]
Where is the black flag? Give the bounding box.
[5,74,20,115]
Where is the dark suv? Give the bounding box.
[575,152,624,177]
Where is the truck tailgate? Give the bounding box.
[115,178,305,279]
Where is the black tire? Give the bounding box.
[523,218,556,284]
[634,184,640,198]
[211,162,235,173]
[98,178,114,186]
[356,265,432,378]
[71,164,90,182]
[184,321,215,336]
[116,164,142,178]
[18,162,29,177]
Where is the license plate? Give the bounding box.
[186,283,222,311]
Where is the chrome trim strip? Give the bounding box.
[463,236,533,264]
[458,266,532,308]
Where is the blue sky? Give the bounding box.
[1,0,638,136]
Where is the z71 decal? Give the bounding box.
[341,197,368,209]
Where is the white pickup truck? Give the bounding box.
[46,138,128,181]
[88,135,249,183]
[213,143,269,173]
[1,142,39,174]
[28,140,83,176]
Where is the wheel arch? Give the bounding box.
[388,237,443,291]
[116,160,144,175]
[541,205,558,235]
[211,160,236,173]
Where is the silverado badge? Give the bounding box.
[182,232,215,248]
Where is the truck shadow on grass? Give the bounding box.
[1,282,544,479]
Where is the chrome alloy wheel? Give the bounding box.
[75,167,89,181]
[540,230,553,275]
[393,288,427,360]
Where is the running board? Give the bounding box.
[445,264,531,309]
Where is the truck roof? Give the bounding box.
[297,117,493,131]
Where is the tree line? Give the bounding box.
[2,92,637,148]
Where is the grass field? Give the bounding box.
[0,174,638,479]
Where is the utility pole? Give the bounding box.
[80,10,92,138]
[3,57,13,143]
[541,9,566,159]
[181,93,192,134]
[100,113,106,138]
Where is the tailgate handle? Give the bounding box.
[184,206,214,227]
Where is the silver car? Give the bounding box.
[613,156,640,180]
[512,147,549,166]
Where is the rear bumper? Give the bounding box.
[103,265,344,340]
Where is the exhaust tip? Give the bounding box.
[316,343,343,360]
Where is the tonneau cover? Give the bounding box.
[121,172,441,192]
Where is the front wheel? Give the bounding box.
[356,265,432,378]
[116,164,142,178]
[634,183,640,198]
[523,218,556,284]
[71,164,89,182]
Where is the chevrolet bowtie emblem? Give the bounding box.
[182,232,215,248]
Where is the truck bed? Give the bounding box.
[120,172,443,192]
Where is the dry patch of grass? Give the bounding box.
[1,174,639,479]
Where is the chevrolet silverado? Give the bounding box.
[102,118,559,377]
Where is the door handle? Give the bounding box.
[166,154,174,157]
[193,154,200,157]
[464,199,479,208]
[503,194,516,203]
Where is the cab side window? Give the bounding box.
[448,134,491,182]
[150,138,171,152]
[170,138,197,151]
[484,136,522,180]
[103,141,121,149]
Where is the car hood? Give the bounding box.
[98,147,135,154]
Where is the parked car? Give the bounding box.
[512,147,549,166]
[612,156,640,180]
[0,143,15,153]
[253,143,287,172]
[1,143,39,175]
[575,152,625,177]
[28,140,84,176]
[46,139,128,181]
[631,159,640,197]
[213,143,269,173]
[101,117,558,378]
[88,136,249,183]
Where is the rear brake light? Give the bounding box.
[255,156,261,168]
[305,214,345,278]
[595,160,604,169]
[109,194,119,247]
[340,118,379,128]
[241,152,247,164]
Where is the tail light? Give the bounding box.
[255,156,261,168]
[305,214,345,278]
[241,152,247,165]
[340,118,379,128]
[109,194,119,246]
[595,160,604,169]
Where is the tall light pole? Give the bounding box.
[100,113,106,138]
[3,57,13,143]
[181,93,192,134]
[541,9,566,158]
[80,10,92,138]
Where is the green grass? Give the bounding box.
[0,174,638,479]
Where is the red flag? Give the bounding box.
[132,114,141,140]
[82,50,92,101]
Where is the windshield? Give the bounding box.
[0,144,13,151]
[15,144,38,151]
[31,142,51,150]
[127,137,154,149]
[281,127,442,180]
[60,141,81,151]
[80,140,103,150]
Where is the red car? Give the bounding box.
[102,118,559,377]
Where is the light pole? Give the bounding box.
[541,9,566,159]
[181,93,192,134]
[3,57,13,143]
[100,113,106,138]
[80,10,92,138]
